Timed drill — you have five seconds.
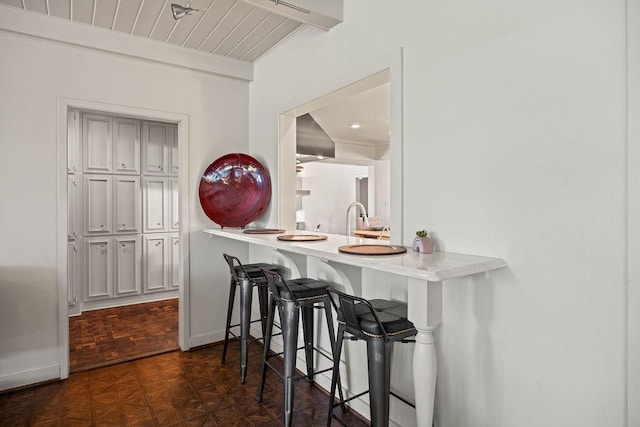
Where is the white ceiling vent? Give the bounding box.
[245,0,343,30]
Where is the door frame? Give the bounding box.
[56,97,190,379]
[628,1,640,424]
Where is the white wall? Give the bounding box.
[374,159,391,226]
[0,32,249,389]
[249,1,629,425]
[297,162,368,234]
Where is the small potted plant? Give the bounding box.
[412,229,434,254]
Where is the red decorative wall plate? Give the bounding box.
[199,153,271,227]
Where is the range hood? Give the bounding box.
[296,113,335,164]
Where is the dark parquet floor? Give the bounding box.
[69,299,180,372]
[0,341,368,426]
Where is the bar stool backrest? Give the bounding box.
[222,253,249,282]
[261,269,299,305]
[327,288,391,342]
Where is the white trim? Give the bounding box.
[627,1,640,425]
[0,5,253,81]
[189,331,225,348]
[57,97,192,380]
[0,364,60,392]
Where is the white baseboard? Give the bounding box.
[189,330,226,348]
[0,364,60,392]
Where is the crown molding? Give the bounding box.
[0,5,253,81]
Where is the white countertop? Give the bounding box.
[203,228,507,282]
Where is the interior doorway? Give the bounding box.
[57,98,190,379]
[66,109,182,371]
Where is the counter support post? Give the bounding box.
[408,278,442,427]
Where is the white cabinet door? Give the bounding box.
[82,114,112,173]
[67,241,78,306]
[170,234,180,289]
[67,175,79,240]
[115,235,141,296]
[114,176,141,234]
[168,125,179,176]
[169,177,179,231]
[84,175,112,235]
[113,118,140,174]
[142,177,168,233]
[143,235,168,293]
[84,237,113,300]
[67,111,80,173]
[142,122,168,174]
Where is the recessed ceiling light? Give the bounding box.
[295,153,302,157]
[316,155,324,160]
[349,123,361,129]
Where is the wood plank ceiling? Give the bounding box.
[0,0,304,62]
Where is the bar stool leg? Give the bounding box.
[258,296,277,402]
[322,298,345,410]
[281,300,300,427]
[221,277,236,364]
[327,323,346,427]
[239,277,253,384]
[257,285,269,337]
[367,339,392,427]
[301,305,315,383]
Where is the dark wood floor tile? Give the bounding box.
[4,300,370,427]
[121,402,154,425]
[61,417,94,427]
[60,404,92,423]
[179,414,220,426]
[69,299,179,372]
[124,417,156,427]
[151,406,193,426]
[210,404,261,427]
[91,403,123,425]
[196,384,240,411]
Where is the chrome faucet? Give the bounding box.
[346,202,369,237]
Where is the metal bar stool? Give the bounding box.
[326,288,417,427]
[258,269,345,427]
[222,253,281,384]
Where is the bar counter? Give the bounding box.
[203,228,507,426]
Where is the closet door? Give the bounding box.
[67,241,78,306]
[114,176,141,234]
[115,235,141,296]
[67,111,80,173]
[168,125,179,176]
[84,175,112,235]
[170,234,180,289]
[169,177,179,231]
[143,235,168,293]
[67,175,79,240]
[82,114,112,173]
[142,122,168,174]
[113,118,140,174]
[142,177,168,233]
[84,237,113,300]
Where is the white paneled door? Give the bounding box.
[114,176,141,234]
[114,235,141,296]
[113,118,140,174]
[82,114,112,173]
[83,175,112,235]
